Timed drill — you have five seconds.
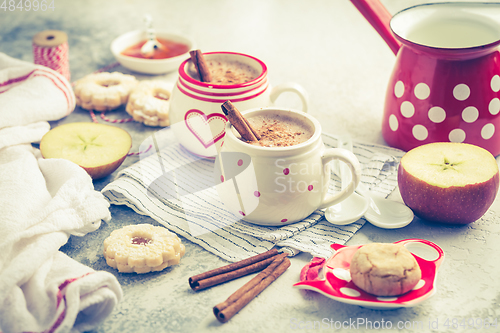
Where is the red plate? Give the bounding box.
[293,239,444,309]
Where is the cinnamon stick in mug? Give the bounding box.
[221,100,261,141]
[213,254,291,323]
[190,49,212,82]
[189,249,279,291]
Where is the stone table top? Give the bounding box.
[1,0,499,332]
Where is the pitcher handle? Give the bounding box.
[319,148,361,209]
[350,0,401,55]
[269,82,309,112]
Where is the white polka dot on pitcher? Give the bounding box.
[462,106,479,123]
[389,114,398,131]
[481,123,495,140]
[489,98,500,115]
[414,83,430,100]
[491,75,500,92]
[401,101,415,118]
[453,84,470,101]
[394,81,404,98]
[428,106,446,123]
[449,129,466,142]
[412,125,428,140]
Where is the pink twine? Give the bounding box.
[89,109,99,123]
[88,110,152,157]
[95,62,120,73]
[100,111,134,124]
[127,144,153,157]
[33,39,70,81]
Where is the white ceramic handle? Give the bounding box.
[269,82,309,112]
[319,148,361,209]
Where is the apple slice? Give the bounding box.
[40,122,132,179]
[398,142,499,224]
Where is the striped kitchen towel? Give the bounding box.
[102,129,405,261]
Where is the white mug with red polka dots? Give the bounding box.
[214,107,362,226]
[351,0,500,156]
[169,52,308,159]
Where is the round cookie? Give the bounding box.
[126,80,172,127]
[73,72,138,111]
[349,243,421,296]
[103,224,185,274]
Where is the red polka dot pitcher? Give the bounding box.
[351,0,500,156]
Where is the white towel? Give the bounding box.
[0,52,121,333]
[102,127,405,261]
[0,53,75,129]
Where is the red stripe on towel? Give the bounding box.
[44,272,93,333]
[0,68,75,115]
[32,73,72,115]
[35,67,75,114]
[0,70,36,87]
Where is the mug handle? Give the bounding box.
[318,148,361,209]
[269,82,309,112]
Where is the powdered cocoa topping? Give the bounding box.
[244,114,314,147]
[189,59,259,85]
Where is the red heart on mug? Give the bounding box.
[184,109,228,148]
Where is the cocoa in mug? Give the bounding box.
[188,59,260,85]
[243,113,314,147]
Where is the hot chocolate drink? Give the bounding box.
[189,59,259,85]
[244,113,314,147]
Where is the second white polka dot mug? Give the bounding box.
[214,107,362,226]
[351,0,500,155]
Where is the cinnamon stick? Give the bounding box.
[189,49,212,82]
[243,117,262,140]
[221,100,261,141]
[189,249,279,291]
[213,254,291,323]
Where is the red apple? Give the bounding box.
[398,142,499,224]
[40,122,132,179]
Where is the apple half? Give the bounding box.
[398,142,499,224]
[40,122,132,179]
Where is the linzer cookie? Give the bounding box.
[103,224,185,274]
